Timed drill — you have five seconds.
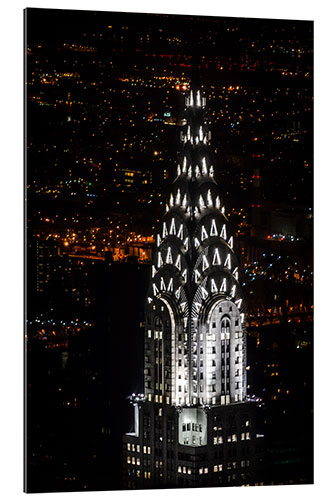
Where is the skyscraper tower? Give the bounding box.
[123,82,258,489]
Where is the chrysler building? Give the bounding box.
[123,80,258,489]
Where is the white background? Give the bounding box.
[0,1,331,499]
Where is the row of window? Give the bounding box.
[127,469,151,479]
[147,331,243,342]
[127,456,141,466]
[126,443,151,454]
[182,423,203,433]
[183,435,204,445]
[213,432,250,444]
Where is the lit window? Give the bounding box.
[199,468,203,475]
[127,456,131,464]
[204,468,208,474]
[127,443,131,451]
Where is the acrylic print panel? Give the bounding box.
[24,7,313,493]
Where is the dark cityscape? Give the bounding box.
[24,8,313,493]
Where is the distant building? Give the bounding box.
[123,82,258,489]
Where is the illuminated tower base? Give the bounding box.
[123,399,257,488]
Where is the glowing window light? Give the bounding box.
[235,299,242,309]
[187,126,191,140]
[202,255,209,271]
[220,278,227,292]
[199,126,203,141]
[166,246,173,264]
[170,218,176,235]
[157,234,161,247]
[182,194,187,208]
[148,297,153,304]
[220,224,227,240]
[188,166,192,177]
[228,236,233,249]
[215,196,221,209]
[202,157,208,175]
[194,237,200,249]
[207,190,213,207]
[209,166,214,177]
[177,224,184,240]
[167,278,173,292]
[211,279,218,293]
[170,193,174,207]
[182,156,187,172]
[195,269,201,283]
[231,285,236,298]
[212,248,221,266]
[221,206,225,214]
[166,204,169,212]
[195,165,200,177]
[224,254,231,269]
[240,313,245,323]
[197,90,201,106]
[177,164,181,175]
[180,302,187,312]
[153,284,159,296]
[175,254,181,270]
[152,265,157,277]
[162,222,168,238]
[175,190,181,205]
[210,219,218,237]
[157,252,163,268]
[199,195,205,209]
[201,225,208,241]
[190,90,194,106]
[232,267,239,280]
[160,277,166,291]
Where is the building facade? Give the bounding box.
[123,82,258,489]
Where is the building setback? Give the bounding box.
[123,81,258,489]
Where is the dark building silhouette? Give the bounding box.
[123,83,259,489]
